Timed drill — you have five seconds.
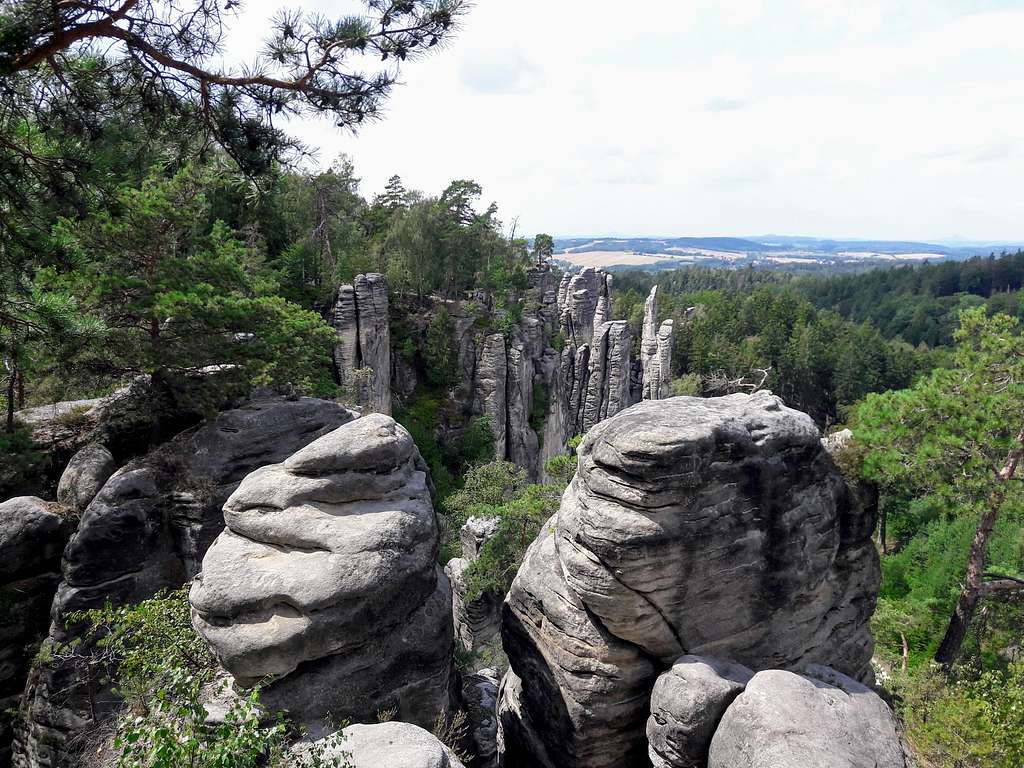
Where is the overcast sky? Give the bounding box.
[228,0,1024,242]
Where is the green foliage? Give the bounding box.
[423,309,458,389]
[0,424,45,497]
[59,588,350,768]
[443,461,558,601]
[891,663,1024,768]
[461,483,560,601]
[669,373,702,397]
[394,391,454,500]
[855,308,1024,664]
[51,167,337,397]
[855,307,1024,523]
[612,275,928,426]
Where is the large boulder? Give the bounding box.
[12,397,356,768]
[0,498,73,765]
[56,443,116,512]
[708,665,906,768]
[498,392,880,767]
[190,413,454,734]
[647,656,753,768]
[290,722,465,768]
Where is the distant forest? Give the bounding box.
[612,251,1024,426]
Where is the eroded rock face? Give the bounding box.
[56,444,116,512]
[13,398,355,768]
[447,516,502,652]
[0,498,73,765]
[463,669,500,768]
[647,656,754,768]
[708,665,906,768]
[498,392,880,767]
[331,273,391,414]
[290,722,466,768]
[190,414,454,734]
[640,286,674,401]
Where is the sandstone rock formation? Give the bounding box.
[331,272,391,414]
[647,656,753,768]
[581,320,632,432]
[290,722,465,768]
[0,498,73,765]
[190,414,454,734]
[708,665,905,768]
[640,286,674,401]
[463,668,500,768]
[55,444,116,512]
[446,560,502,654]
[460,516,499,560]
[446,517,502,652]
[13,397,355,768]
[499,392,880,767]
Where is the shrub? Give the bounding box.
[893,663,1024,768]
[57,588,350,768]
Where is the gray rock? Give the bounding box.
[499,393,880,767]
[498,519,655,768]
[0,498,73,765]
[56,443,116,512]
[641,286,674,401]
[474,333,508,461]
[190,413,454,733]
[460,517,499,561]
[331,273,391,414]
[463,669,499,767]
[581,320,632,432]
[290,722,465,768]
[13,397,356,768]
[708,666,906,768]
[446,558,502,653]
[647,656,754,768]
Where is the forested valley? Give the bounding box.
[1,0,1022,767]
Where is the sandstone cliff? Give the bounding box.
[498,392,881,767]
[331,273,392,414]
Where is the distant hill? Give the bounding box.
[551,235,1022,273]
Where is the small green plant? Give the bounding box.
[892,663,1024,768]
[56,588,350,768]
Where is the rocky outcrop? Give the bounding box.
[647,656,753,768]
[11,370,249,500]
[190,414,454,735]
[463,669,500,767]
[640,286,674,401]
[290,722,465,768]
[581,320,632,432]
[708,665,905,768]
[498,392,880,767]
[446,518,502,652]
[474,334,508,461]
[55,444,116,512]
[331,273,391,414]
[0,499,73,766]
[558,268,610,346]
[13,398,355,768]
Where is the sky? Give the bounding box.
[225,0,1024,242]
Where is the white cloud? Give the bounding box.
[221,0,1024,241]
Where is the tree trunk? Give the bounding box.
[877,502,888,555]
[5,355,16,433]
[934,427,1024,667]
